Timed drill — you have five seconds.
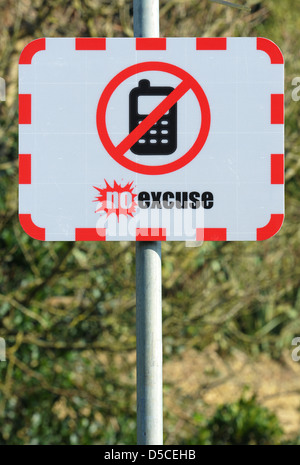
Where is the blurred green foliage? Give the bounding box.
[0,0,300,445]
[182,389,283,445]
[207,391,283,445]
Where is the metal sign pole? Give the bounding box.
[133,0,163,446]
[136,241,162,445]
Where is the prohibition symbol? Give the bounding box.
[96,61,211,175]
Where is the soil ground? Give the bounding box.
[164,345,300,440]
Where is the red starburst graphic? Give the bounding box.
[93,180,137,220]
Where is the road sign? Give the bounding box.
[18,37,284,241]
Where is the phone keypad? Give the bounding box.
[135,116,175,155]
[129,80,177,155]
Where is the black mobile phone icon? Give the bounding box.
[129,79,177,155]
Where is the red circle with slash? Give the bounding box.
[97,61,211,175]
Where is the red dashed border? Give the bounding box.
[18,37,284,242]
[75,228,106,241]
[271,154,284,184]
[196,228,227,241]
[256,38,284,64]
[196,38,227,50]
[256,214,284,241]
[19,154,31,184]
[19,38,46,65]
[136,38,166,50]
[19,94,31,124]
[271,94,284,124]
[136,228,167,241]
[75,38,106,50]
[19,214,45,241]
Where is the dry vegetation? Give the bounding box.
[0,0,300,445]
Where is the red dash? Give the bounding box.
[256,38,284,65]
[19,154,31,184]
[19,94,31,124]
[136,228,166,241]
[136,38,166,50]
[75,228,106,241]
[257,214,284,240]
[271,154,284,184]
[19,38,46,64]
[19,214,45,241]
[196,228,227,241]
[196,38,227,50]
[271,94,284,124]
[75,38,106,50]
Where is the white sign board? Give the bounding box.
[18,37,284,241]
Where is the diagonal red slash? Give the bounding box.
[114,78,192,157]
[97,61,211,175]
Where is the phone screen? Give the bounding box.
[138,96,169,115]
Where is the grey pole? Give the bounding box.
[133,0,163,446]
[133,0,159,37]
[136,241,162,445]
